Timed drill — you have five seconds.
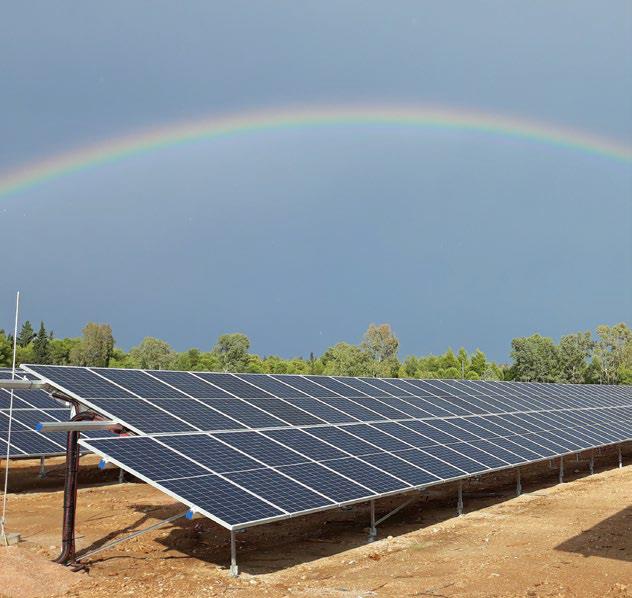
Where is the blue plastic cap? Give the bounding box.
[98,459,107,470]
[35,423,43,432]
[186,510,194,520]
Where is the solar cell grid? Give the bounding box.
[282,397,357,423]
[377,379,419,397]
[395,448,467,479]
[315,396,387,421]
[347,397,409,419]
[93,368,188,398]
[236,374,309,398]
[401,420,460,445]
[372,421,438,448]
[376,396,430,418]
[148,398,246,431]
[425,419,482,442]
[27,365,134,398]
[244,398,323,425]
[272,375,338,397]
[216,431,309,466]
[160,433,261,473]
[226,469,333,512]
[86,436,209,480]
[323,457,409,493]
[7,389,64,409]
[277,462,373,502]
[422,445,489,473]
[149,370,234,398]
[362,452,440,485]
[159,475,285,525]
[198,398,286,428]
[0,413,30,431]
[194,373,273,398]
[448,442,509,469]
[1,430,65,454]
[342,423,412,451]
[20,364,632,531]
[304,426,384,456]
[263,428,347,461]
[89,398,197,434]
[303,376,366,397]
[0,393,32,409]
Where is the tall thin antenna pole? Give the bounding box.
[1,291,20,545]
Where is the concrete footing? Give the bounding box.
[1,532,21,546]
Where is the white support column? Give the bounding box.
[589,450,594,475]
[229,530,239,577]
[457,481,464,516]
[38,456,46,479]
[559,456,564,484]
[368,499,377,542]
[516,468,522,497]
[618,445,623,469]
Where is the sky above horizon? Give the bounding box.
[1,2,631,362]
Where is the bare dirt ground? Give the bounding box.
[0,450,631,598]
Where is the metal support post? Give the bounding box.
[38,456,46,479]
[56,411,98,566]
[618,445,623,469]
[229,530,239,577]
[368,499,377,542]
[516,468,522,497]
[589,451,594,475]
[457,481,464,516]
[118,468,125,484]
[559,456,564,484]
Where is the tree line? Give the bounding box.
[0,321,630,384]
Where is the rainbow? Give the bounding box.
[1,104,630,198]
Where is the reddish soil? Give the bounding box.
[0,448,630,598]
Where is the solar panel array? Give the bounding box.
[22,364,632,529]
[0,368,71,457]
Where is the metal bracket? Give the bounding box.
[0,379,47,391]
[36,421,120,433]
[367,493,421,542]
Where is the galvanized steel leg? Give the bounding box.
[368,499,377,542]
[559,456,564,484]
[618,445,623,469]
[589,451,594,475]
[229,530,239,577]
[118,468,125,484]
[38,456,46,479]
[516,468,522,497]
[457,481,464,516]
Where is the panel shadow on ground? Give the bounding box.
[555,505,632,562]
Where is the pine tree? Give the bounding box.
[32,321,51,364]
[17,320,35,347]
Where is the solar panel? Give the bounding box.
[21,364,632,530]
[0,367,75,457]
